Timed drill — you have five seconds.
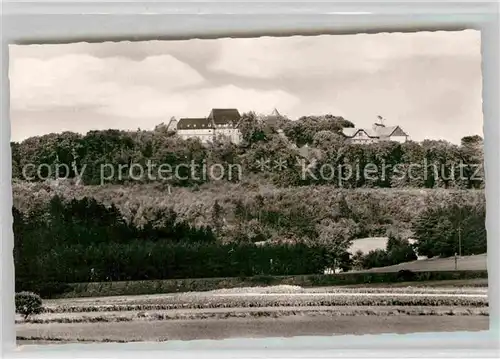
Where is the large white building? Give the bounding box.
[176,108,242,144]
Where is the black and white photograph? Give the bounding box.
[9,29,488,345]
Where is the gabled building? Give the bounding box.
[177,117,213,142]
[207,108,242,143]
[176,108,242,144]
[165,116,178,132]
[264,108,283,128]
[342,121,409,144]
[262,108,287,137]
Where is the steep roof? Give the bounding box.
[208,108,241,126]
[373,125,407,137]
[177,118,213,130]
[342,128,379,138]
[342,125,408,138]
[271,108,281,117]
[264,108,284,127]
[373,125,394,137]
[342,128,359,137]
[166,116,178,131]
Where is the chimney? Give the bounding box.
[373,115,385,132]
[372,123,384,131]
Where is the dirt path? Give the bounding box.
[17,315,489,343]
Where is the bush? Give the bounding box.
[16,281,73,299]
[36,282,73,298]
[15,291,43,320]
[397,269,417,282]
[360,249,390,269]
[248,275,275,285]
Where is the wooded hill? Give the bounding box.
[11,113,486,293]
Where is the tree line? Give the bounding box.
[13,196,337,292]
[11,113,484,189]
[13,188,486,292]
[13,181,486,246]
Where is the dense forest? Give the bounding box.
[11,113,487,292]
[11,112,484,189]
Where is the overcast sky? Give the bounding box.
[9,30,482,144]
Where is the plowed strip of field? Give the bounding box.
[16,306,489,324]
[210,292,487,298]
[42,290,488,313]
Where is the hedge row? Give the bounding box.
[41,270,488,299]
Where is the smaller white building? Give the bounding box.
[342,121,409,144]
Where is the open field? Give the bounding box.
[42,285,489,306]
[45,268,487,299]
[17,315,489,343]
[349,237,388,254]
[355,254,487,273]
[15,305,490,325]
[340,278,488,288]
[16,285,489,344]
[39,287,488,313]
